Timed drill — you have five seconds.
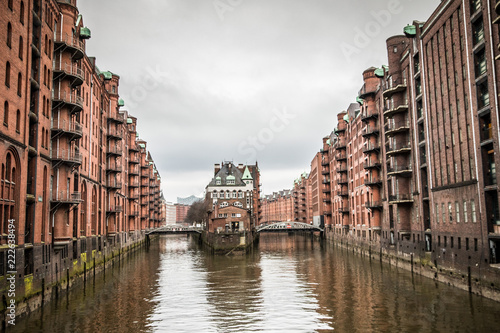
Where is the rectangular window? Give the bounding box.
[466,237,469,251]
[474,238,478,251]
[455,201,460,223]
[451,237,454,248]
[463,201,468,223]
[436,203,440,223]
[458,237,461,250]
[471,200,477,223]
[438,236,441,247]
[442,203,446,224]
[448,202,453,222]
[444,236,448,247]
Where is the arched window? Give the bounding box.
[18,36,23,59]
[45,129,48,147]
[7,22,12,48]
[17,73,21,96]
[16,110,20,132]
[41,128,45,148]
[20,2,25,24]
[8,0,13,10]
[5,61,10,87]
[3,101,8,126]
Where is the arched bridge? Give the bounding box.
[146,225,203,235]
[257,222,323,233]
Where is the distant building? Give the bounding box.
[165,202,177,225]
[260,190,294,225]
[205,162,261,233]
[175,204,190,224]
[177,195,202,205]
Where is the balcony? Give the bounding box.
[339,206,349,214]
[52,61,84,86]
[334,126,347,134]
[51,149,82,166]
[358,84,378,99]
[54,33,84,60]
[51,191,82,204]
[387,164,412,177]
[106,180,122,189]
[383,104,409,117]
[382,79,407,98]
[107,127,123,139]
[129,167,139,176]
[337,190,348,197]
[481,125,493,143]
[338,177,348,185]
[336,152,347,161]
[336,140,347,149]
[361,111,379,122]
[364,160,381,169]
[321,160,329,166]
[106,163,122,173]
[362,126,380,137]
[106,205,123,214]
[128,180,139,188]
[385,120,410,136]
[386,141,411,156]
[363,142,380,153]
[338,165,348,173]
[129,210,139,217]
[364,177,382,186]
[322,168,329,175]
[365,201,383,209]
[107,112,125,124]
[51,119,83,139]
[107,146,123,156]
[129,144,140,152]
[128,192,139,200]
[52,91,83,113]
[323,211,332,216]
[388,194,414,204]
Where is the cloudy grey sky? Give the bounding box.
[78,0,438,202]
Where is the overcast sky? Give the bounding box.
[78,0,438,202]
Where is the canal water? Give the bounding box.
[8,234,500,332]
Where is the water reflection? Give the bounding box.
[7,234,500,333]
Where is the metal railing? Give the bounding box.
[52,191,82,202]
[52,91,84,107]
[51,149,82,163]
[53,61,84,80]
[54,32,84,52]
[51,119,83,135]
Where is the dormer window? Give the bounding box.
[227,179,235,185]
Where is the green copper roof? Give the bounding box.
[227,175,235,180]
[343,114,350,122]
[118,98,125,107]
[326,138,331,146]
[80,26,91,39]
[404,25,416,37]
[101,71,112,80]
[242,166,253,180]
[374,68,385,78]
[127,118,133,124]
[356,96,364,105]
[139,143,145,148]
[216,176,221,179]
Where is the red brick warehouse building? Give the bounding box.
[0,0,166,306]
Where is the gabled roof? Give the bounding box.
[242,166,253,180]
